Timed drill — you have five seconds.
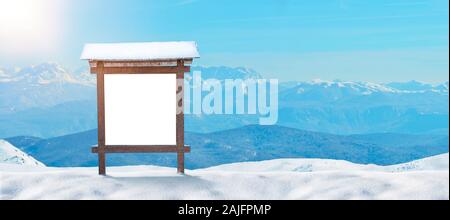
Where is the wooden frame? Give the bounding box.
[90,66,190,74]
[90,59,191,175]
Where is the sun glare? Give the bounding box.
[0,0,64,56]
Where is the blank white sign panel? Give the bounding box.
[104,74,176,145]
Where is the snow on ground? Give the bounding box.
[203,153,450,173]
[0,154,448,200]
[0,140,44,167]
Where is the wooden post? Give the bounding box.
[96,61,106,175]
[176,59,185,174]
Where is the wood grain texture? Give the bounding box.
[176,59,185,174]
[90,66,190,74]
[89,59,193,67]
[96,61,106,175]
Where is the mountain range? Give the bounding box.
[0,62,448,138]
[0,62,95,113]
[5,125,448,169]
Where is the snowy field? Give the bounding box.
[1,153,448,200]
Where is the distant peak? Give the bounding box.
[5,62,95,86]
[190,66,263,80]
[0,140,45,167]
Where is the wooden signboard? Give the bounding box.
[81,42,199,175]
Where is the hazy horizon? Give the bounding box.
[1,61,449,84]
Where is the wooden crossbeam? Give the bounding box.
[89,59,193,67]
[90,66,190,74]
[92,145,191,153]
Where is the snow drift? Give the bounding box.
[0,153,448,200]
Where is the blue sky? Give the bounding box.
[0,0,448,82]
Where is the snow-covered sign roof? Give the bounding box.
[80,41,200,61]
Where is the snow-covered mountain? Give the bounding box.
[0,62,96,114]
[387,80,449,92]
[0,62,448,137]
[185,78,448,134]
[0,63,98,137]
[279,81,448,135]
[0,153,447,200]
[0,140,44,166]
[280,79,448,109]
[190,66,263,80]
[0,62,95,85]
